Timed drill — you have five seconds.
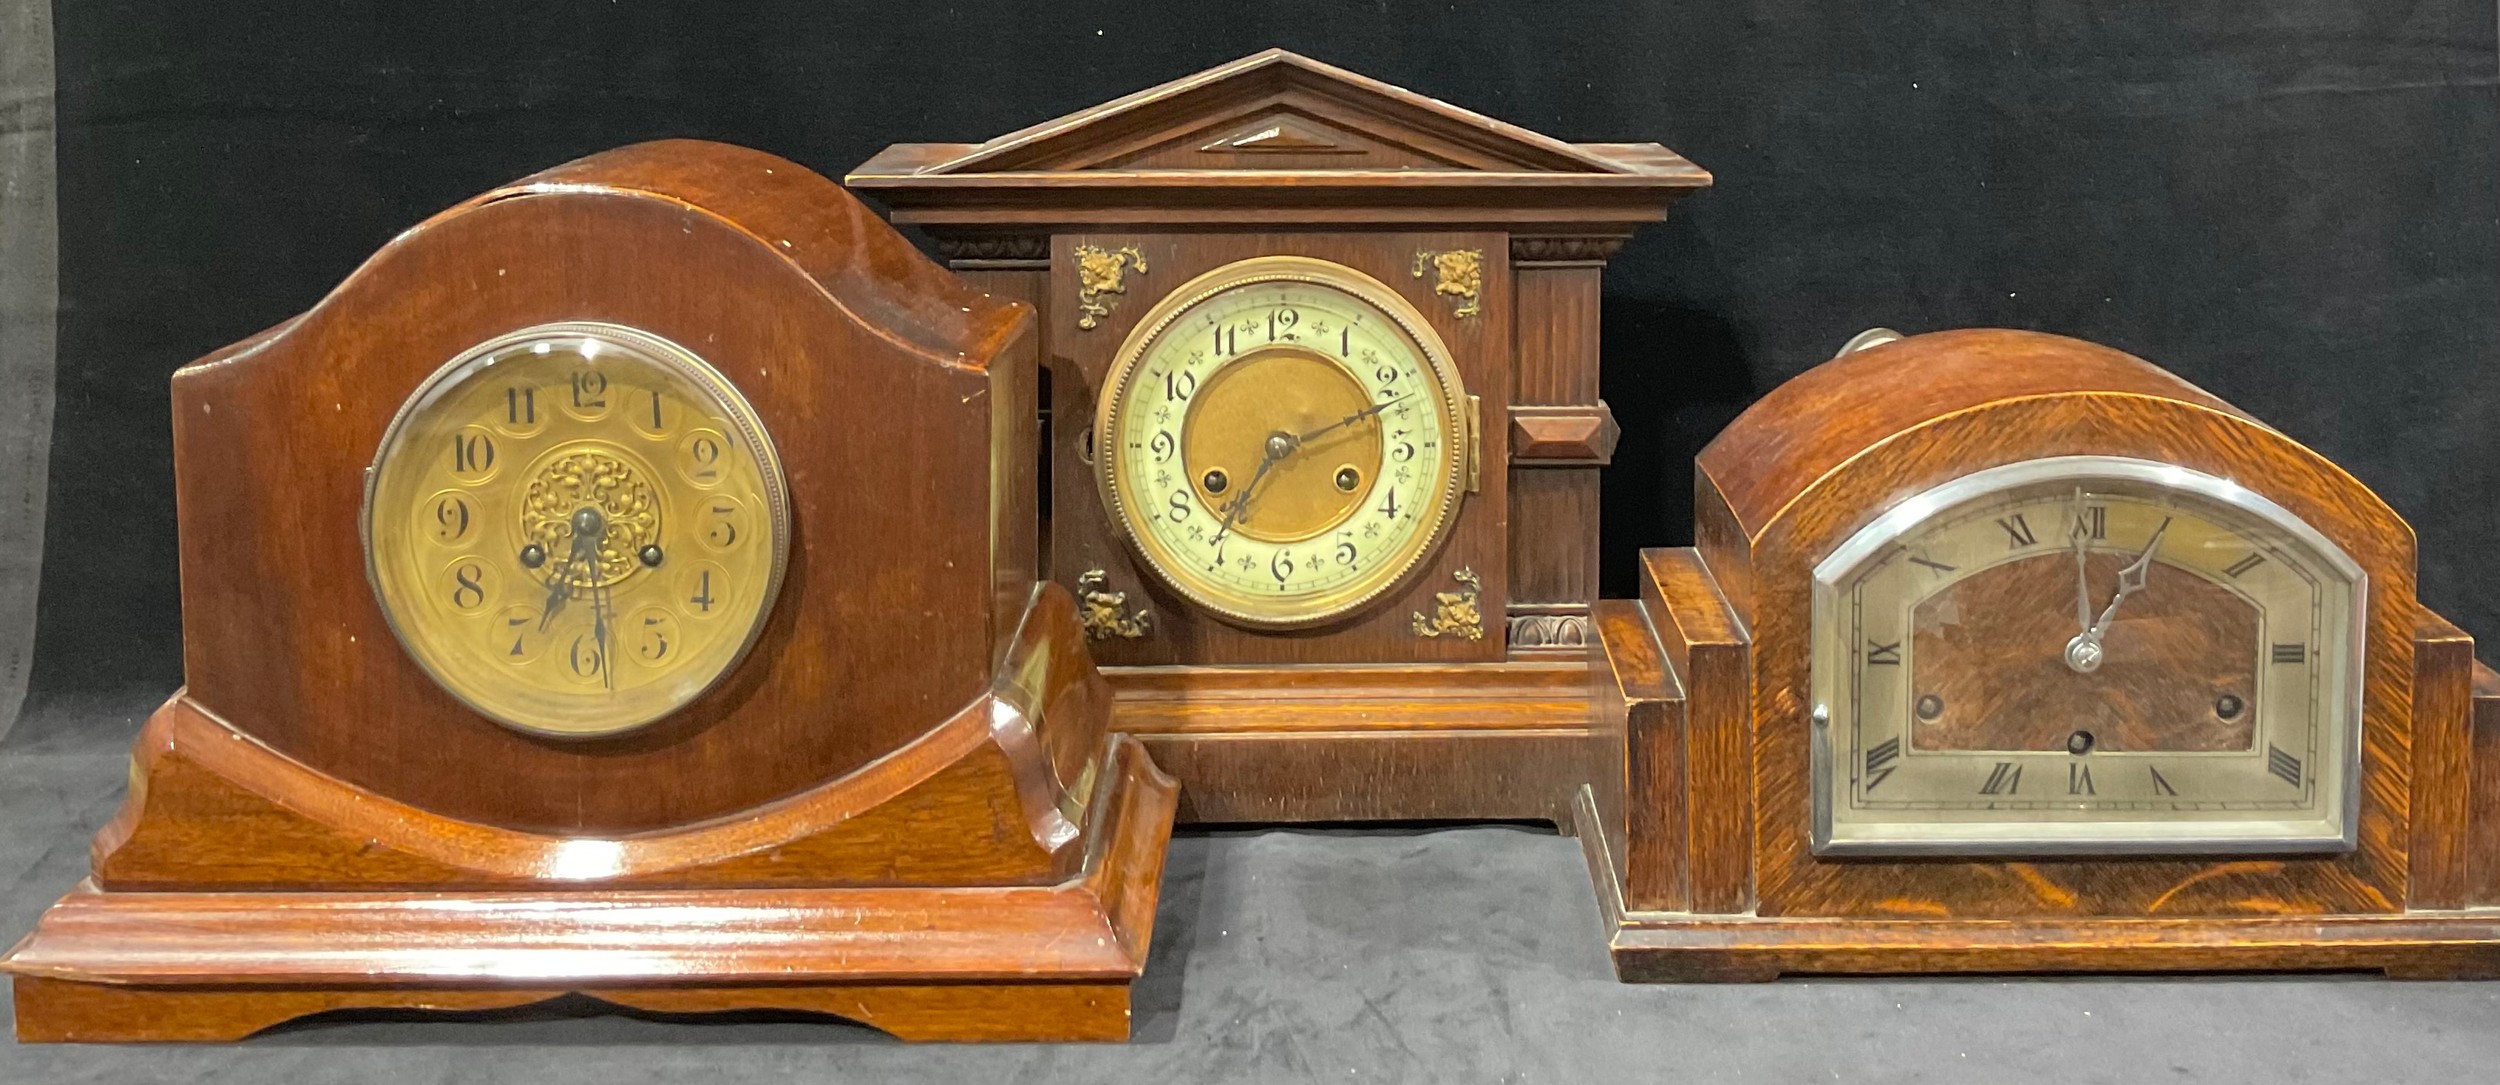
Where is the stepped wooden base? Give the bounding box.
[1574,786,2500,982]
[1109,661,1589,825]
[10,976,1134,1044]
[4,735,1178,1044]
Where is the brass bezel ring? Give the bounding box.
[1093,255,1472,631]
[360,321,791,739]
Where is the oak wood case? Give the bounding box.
[1582,330,2500,978]
[3,140,1177,1041]
[851,49,1709,823]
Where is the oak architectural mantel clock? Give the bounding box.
[852,49,1711,823]
[1584,328,2500,979]
[3,140,1177,1042]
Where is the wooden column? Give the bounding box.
[1505,235,1626,659]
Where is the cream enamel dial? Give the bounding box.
[364,323,789,738]
[1811,457,2364,856]
[1096,257,1472,629]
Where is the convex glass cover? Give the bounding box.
[1095,256,1472,629]
[1812,456,2363,855]
[364,323,788,737]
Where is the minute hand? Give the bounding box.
[1292,393,1413,446]
[2086,517,2171,641]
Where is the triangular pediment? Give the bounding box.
[909,48,1645,176]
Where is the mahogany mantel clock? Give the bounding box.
[1584,328,2500,979]
[2,140,1177,1042]
[851,49,1711,823]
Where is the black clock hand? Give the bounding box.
[1292,392,1414,447]
[537,543,577,632]
[589,557,613,693]
[1209,433,1294,547]
[540,518,598,631]
[544,507,604,634]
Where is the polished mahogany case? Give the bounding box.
[3,140,1176,1042]
[852,49,1710,824]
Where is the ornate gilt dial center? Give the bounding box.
[521,446,663,588]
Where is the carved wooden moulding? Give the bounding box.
[851,48,1710,825]
[1583,328,2500,979]
[2,140,1176,1042]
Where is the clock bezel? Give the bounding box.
[359,320,793,739]
[1807,454,2368,857]
[1092,255,1474,631]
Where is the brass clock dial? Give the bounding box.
[1811,456,2364,855]
[1095,256,1473,629]
[363,323,789,738]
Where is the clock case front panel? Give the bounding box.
[3,141,1177,1043]
[850,49,1709,824]
[1578,330,2500,980]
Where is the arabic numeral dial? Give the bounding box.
[1099,258,1470,629]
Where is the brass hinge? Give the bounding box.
[1466,394,1482,493]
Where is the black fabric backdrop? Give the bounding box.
[26,2,2499,714]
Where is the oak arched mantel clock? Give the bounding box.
[4,140,1176,1042]
[852,49,1711,824]
[1584,328,2500,980]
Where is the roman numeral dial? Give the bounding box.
[1813,458,2362,856]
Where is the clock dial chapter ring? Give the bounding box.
[1806,455,2365,857]
[361,321,790,739]
[1093,256,1471,631]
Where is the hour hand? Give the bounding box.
[2090,517,2170,638]
[541,544,595,631]
[2065,515,2169,673]
[1209,447,1283,546]
[537,558,571,631]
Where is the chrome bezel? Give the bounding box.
[1808,455,2367,857]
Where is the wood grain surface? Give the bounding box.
[2470,661,2500,904]
[1909,554,2258,752]
[6,733,1176,1043]
[167,139,1039,834]
[1583,329,2498,979]
[9,980,1138,1045]
[848,48,1704,823]
[89,584,1113,892]
[1601,910,2500,983]
[846,49,1710,228]
[1111,660,1589,824]
[5,140,1186,1042]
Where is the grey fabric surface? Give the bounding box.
[0,0,54,740]
[6,694,2500,1083]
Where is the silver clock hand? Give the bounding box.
[2064,516,2170,673]
[2068,490,2093,638]
[2087,516,2170,640]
